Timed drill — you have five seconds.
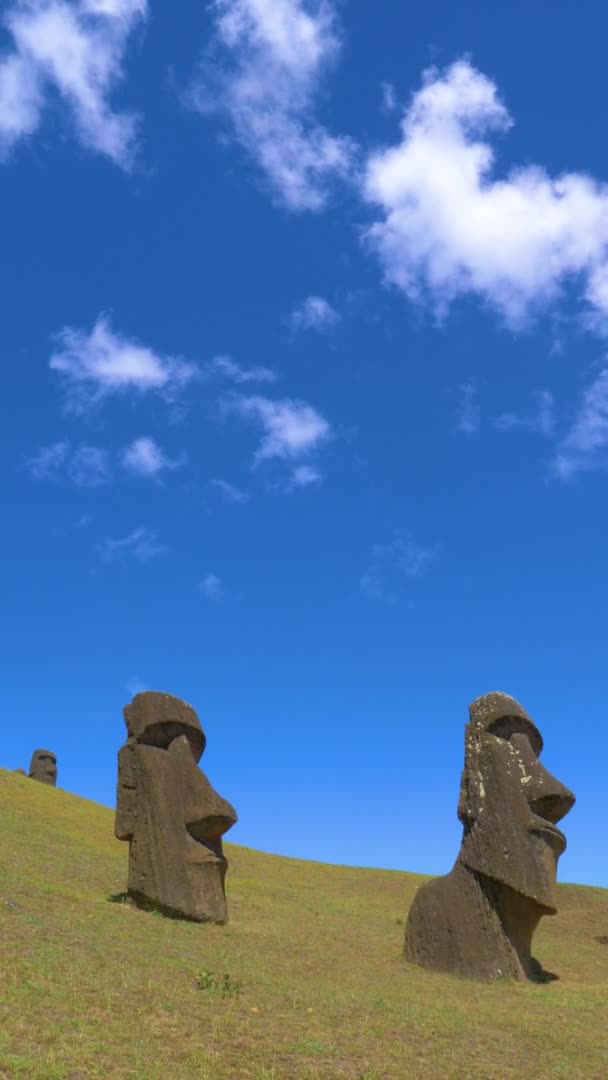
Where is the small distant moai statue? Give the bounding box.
[28,750,57,786]
[115,691,237,923]
[404,692,575,980]
[13,769,27,776]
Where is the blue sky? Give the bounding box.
[2,1,608,888]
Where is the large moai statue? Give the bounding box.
[115,691,237,923]
[28,749,57,786]
[404,692,575,981]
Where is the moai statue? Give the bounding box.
[404,692,575,981]
[28,750,57,786]
[115,691,237,923]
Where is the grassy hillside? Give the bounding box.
[1,769,607,1079]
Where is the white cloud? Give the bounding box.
[211,477,250,504]
[360,532,439,604]
[494,390,555,437]
[96,525,166,563]
[0,0,146,165]
[197,572,224,601]
[362,60,608,326]
[288,463,321,488]
[26,439,70,479]
[50,316,196,410]
[121,436,185,477]
[26,439,110,485]
[226,393,331,462]
[68,444,110,485]
[208,354,276,383]
[457,379,480,436]
[554,371,608,477]
[288,294,339,331]
[194,0,354,210]
[381,81,397,113]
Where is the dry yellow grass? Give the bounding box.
[1,767,607,1079]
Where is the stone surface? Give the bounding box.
[28,750,57,786]
[115,691,237,923]
[404,691,575,980]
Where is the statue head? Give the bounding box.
[28,749,57,786]
[115,691,237,922]
[457,692,575,911]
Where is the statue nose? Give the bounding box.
[527,768,575,824]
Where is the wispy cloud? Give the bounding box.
[208,354,276,384]
[96,526,166,563]
[26,440,71,480]
[456,379,480,436]
[554,371,608,478]
[288,463,322,488]
[192,0,354,210]
[26,440,110,486]
[211,477,250,504]
[50,316,196,411]
[197,571,225,602]
[363,60,608,327]
[288,294,339,332]
[121,436,185,477]
[493,390,555,437]
[225,393,331,462]
[126,674,148,697]
[381,81,397,113]
[27,435,184,484]
[0,0,146,166]
[68,444,111,486]
[360,532,439,604]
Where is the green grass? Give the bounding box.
[1,768,607,1079]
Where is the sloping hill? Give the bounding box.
[1,769,607,1079]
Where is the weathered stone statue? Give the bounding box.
[115,691,237,923]
[404,692,575,980]
[28,749,57,785]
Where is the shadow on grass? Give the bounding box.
[530,957,559,983]
[106,891,213,924]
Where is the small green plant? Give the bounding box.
[196,971,243,997]
[221,973,243,997]
[196,970,216,992]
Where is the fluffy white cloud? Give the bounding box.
[26,439,110,485]
[363,60,608,326]
[96,525,165,563]
[554,371,608,477]
[197,572,224,601]
[288,294,339,331]
[0,0,146,165]
[194,0,354,210]
[208,354,276,383]
[50,316,196,409]
[360,532,439,604]
[226,393,331,461]
[121,436,184,476]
